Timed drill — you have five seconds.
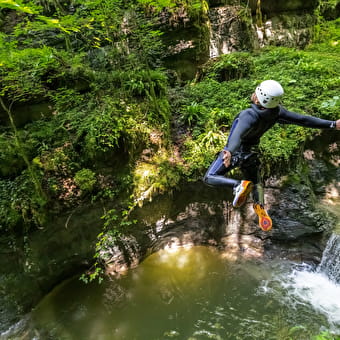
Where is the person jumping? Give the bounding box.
[203,80,340,231]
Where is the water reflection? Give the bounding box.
[27,246,339,340]
[31,246,226,339]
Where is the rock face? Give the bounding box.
[160,5,210,80]
[209,5,256,57]
[161,0,319,78]
[253,13,315,49]
[0,204,104,332]
[247,0,319,13]
[105,130,339,272]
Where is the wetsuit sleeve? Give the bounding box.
[225,110,256,154]
[278,107,336,129]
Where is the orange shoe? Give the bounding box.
[253,203,272,231]
[232,180,253,208]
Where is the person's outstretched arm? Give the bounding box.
[278,107,339,129]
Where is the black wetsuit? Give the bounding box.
[203,104,336,204]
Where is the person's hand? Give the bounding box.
[223,150,232,168]
[336,119,340,130]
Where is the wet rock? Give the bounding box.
[159,6,210,80]
[0,203,104,332]
[265,183,334,240]
[254,14,315,49]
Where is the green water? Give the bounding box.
[25,246,340,340]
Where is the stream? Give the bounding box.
[3,233,340,340]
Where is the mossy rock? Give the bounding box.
[248,0,319,14]
[197,52,254,81]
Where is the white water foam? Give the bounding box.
[284,269,340,328]
[281,234,340,332]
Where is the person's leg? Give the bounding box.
[240,153,272,231]
[203,151,240,188]
[239,152,263,204]
[247,169,264,206]
[204,151,253,208]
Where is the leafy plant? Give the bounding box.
[133,148,183,205]
[199,52,255,82]
[312,330,338,340]
[182,128,228,179]
[74,168,96,192]
[182,101,208,126]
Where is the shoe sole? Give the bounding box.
[233,181,253,208]
[254,205,272,231]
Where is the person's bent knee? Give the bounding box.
[203,174,216,186]
[203,174,210,185]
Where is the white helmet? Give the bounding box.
[255,80,284,108]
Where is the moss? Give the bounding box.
[198,52,255,81]
[161,1,211,81]
[74,169,97,192]
[132,147,183,206]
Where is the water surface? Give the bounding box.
[25,245,340,340]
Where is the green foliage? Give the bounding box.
[0,180,22,230]
[0,0,37,14]
[312,330,338,340]
[199,52,255,82]
[259,125,307,171]
[181,101,208,127]
[321,95,340,114]
[0,46,59,101]
[0,131,26,177]
[137,0,176,11]
[309,17,340,53]
[253,47,339,121]
[181,78,253,113]
[120,69,168,98]
[54,96,153,159]
[133,148,183,205]
[182,103,235,137]
[38,145,75,173]
[182,130,227,178]
[79,266,104,284]
[74,168,96,192]
[80,205,138,283]
[0,171,47,230]
[136,0,207,16]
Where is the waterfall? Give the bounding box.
[260,233,340,332]
[318,233,340,284]
[280,233,340,331]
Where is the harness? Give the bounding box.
[231,151,260,169]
